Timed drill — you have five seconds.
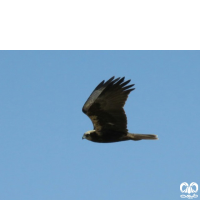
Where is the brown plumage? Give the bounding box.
[82,76,158,143]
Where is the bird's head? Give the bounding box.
[82,130,96,141]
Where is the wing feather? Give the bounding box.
[82,77,135,134]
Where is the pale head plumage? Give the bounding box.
[82,130,96,141]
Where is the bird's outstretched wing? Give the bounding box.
[82,76,135,134]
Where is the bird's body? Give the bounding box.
[83,130,129,143]
[82,76,158,143]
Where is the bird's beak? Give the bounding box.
[82,134,86,140]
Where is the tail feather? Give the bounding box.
[127,133,158,141]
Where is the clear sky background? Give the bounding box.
[0,51,199,200]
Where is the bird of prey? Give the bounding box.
[82,76,158,143]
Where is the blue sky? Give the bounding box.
[0,51,199,200]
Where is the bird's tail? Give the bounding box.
[127,133,158,141]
